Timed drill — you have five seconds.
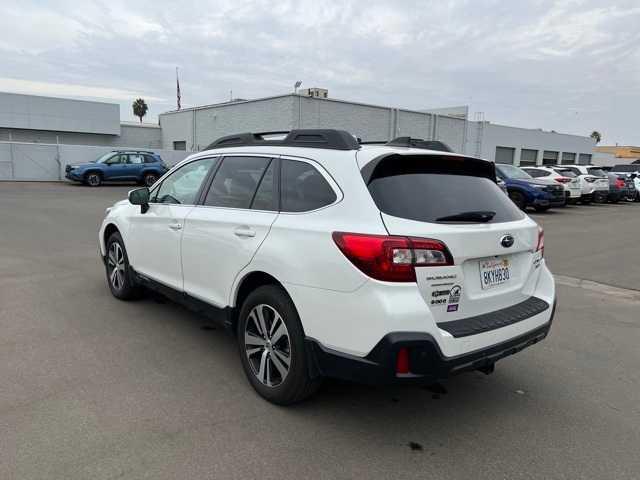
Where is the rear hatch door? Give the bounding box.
[360,152,542,325]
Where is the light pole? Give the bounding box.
[294,80,302,94]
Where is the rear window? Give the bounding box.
[587,168,606,177]
[555,169,577,178]
[613,165,638,173]
[365,155,524,224]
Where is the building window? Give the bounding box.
[173,141,187,151]
[562,152,576,165]
[542,150,559,166]
[578,153,592,165]
[520,149,538,166]
[495,146,516,164]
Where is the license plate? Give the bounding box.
[479,257,511,289]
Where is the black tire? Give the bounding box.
[237,285,322,405]
[85,172,102,187]
[635,192,640,203]
[105,232,142,300]
[142,172,158,187]
[509,191,526,210]
[534,205,550,212]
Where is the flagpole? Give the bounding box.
[176,67,181,111]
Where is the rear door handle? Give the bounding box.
[168,222,183,231]
[234,226,256,238]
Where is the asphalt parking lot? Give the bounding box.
[2,182,639,480]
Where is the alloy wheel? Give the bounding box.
[87,174,100,186]
[107,242,126,290]
[145,174,157,186]
[244,304,291,387]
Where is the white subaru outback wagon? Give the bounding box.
[99,129,556,404]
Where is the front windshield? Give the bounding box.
[95,152,115,163]
[497,164,532,180]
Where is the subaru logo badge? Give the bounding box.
[501,234,514,248]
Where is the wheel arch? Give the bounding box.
[84,168,103,179]
[102,223,120,253]
[230,271,292,334]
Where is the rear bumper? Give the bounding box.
[307,298,556,385]
[533,197,564,207]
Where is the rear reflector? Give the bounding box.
[332,232,453,282]
[396,348,410,374]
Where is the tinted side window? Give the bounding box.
[281,160,336,212]
[204,156,271,209]
[144,155,157,164]
[128,154,144,164]
[152,158,216,205]
[251,160,278,211]
[105,154,124,165]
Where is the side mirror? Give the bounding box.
[129,187,150,213]
[630,173,638,179]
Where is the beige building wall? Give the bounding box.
[595,146,640,158]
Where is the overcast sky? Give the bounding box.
[1,0,639,144]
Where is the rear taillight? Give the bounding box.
[536,226,544,257]
[332,232,453,282]
[555,177,571,183]
[616,179,625,189]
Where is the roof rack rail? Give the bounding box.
[112,149,155,154]
[205,129,360,151]
[386,137,454,152]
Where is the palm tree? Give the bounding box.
[590,131,602,143]
[132,98,148,123]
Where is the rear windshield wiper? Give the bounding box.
[436,211,496,223]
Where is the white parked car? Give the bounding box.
[98,130,556,404]
[521,166,581,203]
[552,165,609,203]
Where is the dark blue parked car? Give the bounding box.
[495,164,565,212]
[65,151,167,187]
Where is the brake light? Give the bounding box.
[332,232,453,282]
[536,226,544,257]
[616,178,625,189]
[555,177,571,183]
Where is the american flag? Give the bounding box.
[176,67,181,110]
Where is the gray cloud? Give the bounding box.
[1,0,639,144]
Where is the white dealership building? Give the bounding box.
[159,91,596,166]
[0,89,596,181]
